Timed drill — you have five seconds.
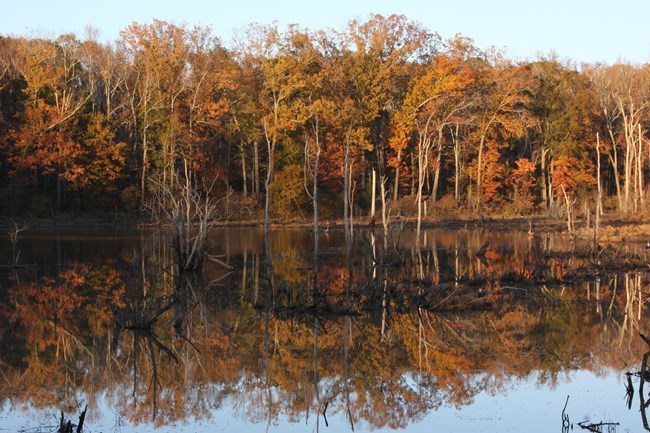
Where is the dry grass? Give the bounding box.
[594,222,650,243]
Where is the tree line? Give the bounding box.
[0,14,648,221]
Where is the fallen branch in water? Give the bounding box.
[577,420,619,432]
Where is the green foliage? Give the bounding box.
[531,59,598,159]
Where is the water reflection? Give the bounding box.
[1,226,649,432]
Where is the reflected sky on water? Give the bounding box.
[1,370,637,433]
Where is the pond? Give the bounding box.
[1,225,649,433]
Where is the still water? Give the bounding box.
[0,226,649,432]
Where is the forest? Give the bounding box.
[0,13,647,224]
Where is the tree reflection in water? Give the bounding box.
[0,227,649,431]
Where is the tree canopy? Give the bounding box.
[1,15,647,220]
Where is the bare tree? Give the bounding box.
[7,221,26,267]
[148,164,229,273]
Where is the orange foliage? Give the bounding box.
[551,155,596,195]
[511,157,537,211]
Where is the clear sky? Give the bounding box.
[2,0,649,65]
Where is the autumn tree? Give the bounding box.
[531,58,599,213]
[468,57,538,211]
[6,35,93,208]
[234,24,320,232]
[181,28,237,191]
[343,14,438,204]
[589,63,650,214]
[551,156,596,232]
[230,30,268,200]
[0,37,24,211]
[510,157,536,213]
[120,20,195,207]
[392,38,475,237]
[0,36,22,123]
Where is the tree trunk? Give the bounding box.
[596,133,603,216]
[371,168,376,219]
[624,119,633,214]
[416,134,430,241]
[141,128,148,208]
[561,184,574,234]
[606,127,623,211]
[541,148,549,209]
[431,128,444,205]
[263,126,275,242]
[344,125,352,247]
[380,175,389,242]
[241,145,248,198]
[475,133,486,212]
[305,117,322,258]
[452,123,461,206]
[638,123,643,211]
[253,141,260,196]
[392,148,401,202]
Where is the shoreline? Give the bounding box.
[3,213,649,242]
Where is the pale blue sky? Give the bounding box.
[2,0,649,64]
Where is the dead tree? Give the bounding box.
[148,167,227,273]
[7,221,26,267]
